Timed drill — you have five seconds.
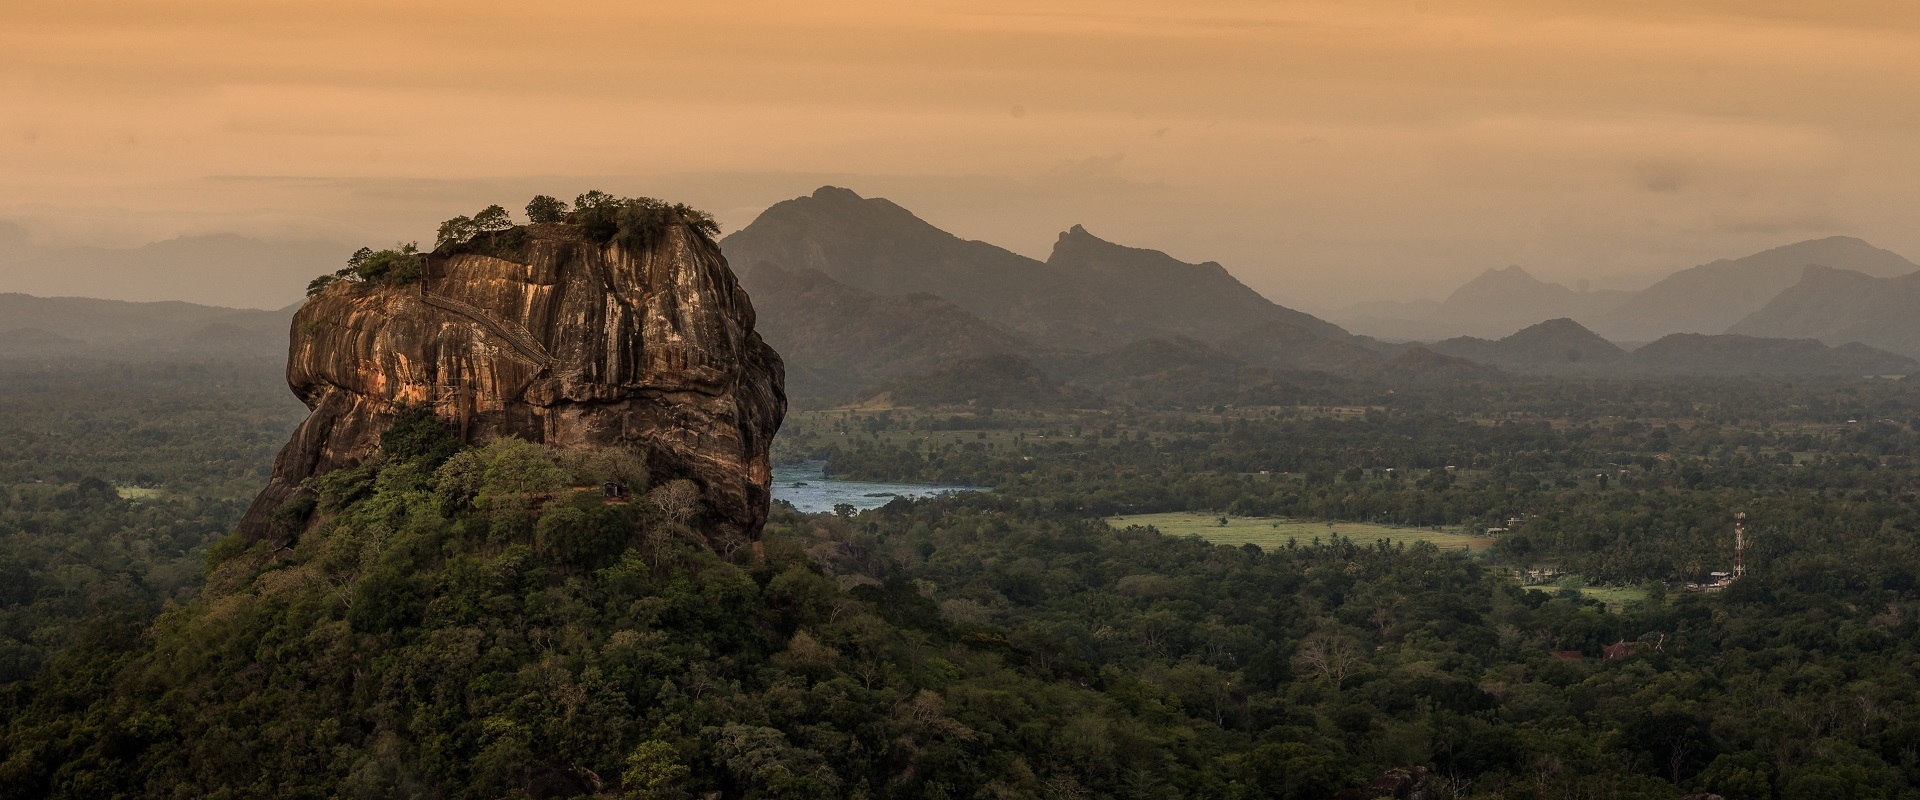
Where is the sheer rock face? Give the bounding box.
[237,223,786,542]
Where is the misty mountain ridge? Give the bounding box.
[14,190,1911,398]
[1417,316,1912,378]
[1337,236,1919,344]
[737,261,1029,400]
[720,186,1345,354]
[1429,318,1628,371]
[0,231,348,310]
[1334,265,1629,340]
[0,293,291,359]
[1623,333,1916,377]
[864,353,1100,409]
[1590,236,1918,341]
[1728,265,1920,360]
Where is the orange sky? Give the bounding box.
[4,0,1919,308]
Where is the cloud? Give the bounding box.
[1035,154,1163,194]
[1635,162,1691,193]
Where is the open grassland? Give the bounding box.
[1109,512,1495,553]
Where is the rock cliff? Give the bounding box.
[237,220,785,543]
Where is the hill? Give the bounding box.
[0,327,86,356]
[1369,347,1506,383]
[0,233,347,310]
[1621,333,1915,377]
[721,186,1346,353]
[1212,320,1393,375]
[1336,237,1919,344]
[1422,267,1626,339]
[1593,236,1917,341]
[0,293,293,359]
[1043,224,1346,341]
[1333,267,1627,341]
[865,353,1097,409]
[739,262,1027,402]
[1726,266,1920,359]
[1429,318,1626,372]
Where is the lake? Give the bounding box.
[772,461,981,513]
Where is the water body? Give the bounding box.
[772,461,981,513]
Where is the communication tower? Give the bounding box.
[1733,512,1746,579]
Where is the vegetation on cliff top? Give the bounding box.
[305,192,722,298]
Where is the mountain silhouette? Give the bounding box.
[1727,265,1920,359]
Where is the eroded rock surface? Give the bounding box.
[237,222,785,542]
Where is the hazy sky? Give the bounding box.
[5,1,1919,309]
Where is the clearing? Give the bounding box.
[1109,512,1495,553]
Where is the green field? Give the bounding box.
[1108,512,1495,553]
[1572,582,1650,606]
[115,486,162,500]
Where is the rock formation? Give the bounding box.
[236,220,786,543]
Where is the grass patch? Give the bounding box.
[1575,583,1649,606]
[116,486,162,500]
[1108,512,1495,553]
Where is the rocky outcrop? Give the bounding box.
[237,222,785,543]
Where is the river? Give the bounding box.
[771,461,981,513]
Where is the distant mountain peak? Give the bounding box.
[810,185,863,201]
[724,186,1348,371]
[1592,235,1918,340]
[1428,315,1625,370]
[0,220,29,249]
[1048,224,1226,272]
[1513,317,1601,337]
[1459,264,1550,288]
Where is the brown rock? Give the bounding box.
[237,222,785,543]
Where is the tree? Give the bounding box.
[436,215,477,249]
[525,195,568,224]
[621,740,690,800]
[473,205,512,246]
[1293,632,1363,686]
[574,190,617,211]
[305,274,339,297]
[650,479,703,524]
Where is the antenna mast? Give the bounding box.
[1733,512,1746,579]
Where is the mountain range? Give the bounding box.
[0,224,346,310]
[1728,266,1920,360]
[1336,236,1920,345]
[0,293,293,360]
[720,186,1344,353]
[1593,236,1918,341]
[4,190,1913,398]
[722,187,1520,402]
[1430,317,1914,377]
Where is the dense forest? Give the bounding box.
[2,365,1919,798]
[0,359,304,683]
